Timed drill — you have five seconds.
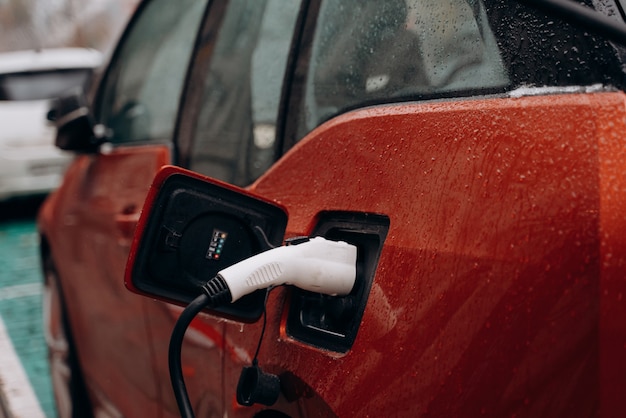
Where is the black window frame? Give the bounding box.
[174,0,229,167]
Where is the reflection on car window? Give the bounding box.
[0,69,92,101]
[97,0,207,144]
[298,0,509,137]
[188,0,300,186]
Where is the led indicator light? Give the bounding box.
[207,229,228,260]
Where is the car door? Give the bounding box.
[177,0,626,416]
[38,0,210,416]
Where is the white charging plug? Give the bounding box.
[217,236,358,302]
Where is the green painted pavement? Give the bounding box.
[0,219,56,418]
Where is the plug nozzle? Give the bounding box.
[216,237,358,302]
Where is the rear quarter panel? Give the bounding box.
[219,92,626,416]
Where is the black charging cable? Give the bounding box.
[168,276,231,418]
[168,236,357,416]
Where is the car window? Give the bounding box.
[0,69,93,101]
[293,0,509,138]
[186,0,301,186]
[484,0,626,88]
[96,0,208,145]
[287,0,626,142]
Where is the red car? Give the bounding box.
[38,0,626,416]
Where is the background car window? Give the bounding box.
[0,69,92,101]
[187,0,301,186]
[297,0,509,137]
[96,0,207,144]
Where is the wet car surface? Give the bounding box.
[37,1,626,417]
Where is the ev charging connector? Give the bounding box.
[170,236,359,417]
[217,236,358,302]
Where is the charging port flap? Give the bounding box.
[125,166,288,321]
[285,211,389,353]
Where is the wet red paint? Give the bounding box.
[40,92,626,416]
[244,92,626,416]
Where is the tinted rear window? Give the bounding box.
[484,0,626,89]
[0,69,92,101]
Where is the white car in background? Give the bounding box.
[0,48,102,201]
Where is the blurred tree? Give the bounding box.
[0,0,139,53]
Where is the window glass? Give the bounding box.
[188,0,301,186]
[485,0,626,88]
[97,0,207,144]
[297,0,509,137]
[0,69,92,101]
[289,0,626,141]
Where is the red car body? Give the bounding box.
[38,0,626,416]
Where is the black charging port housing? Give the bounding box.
[127,168,288,322]
[286,211,389,353]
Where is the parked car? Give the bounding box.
[0,48,102,202]
[37,0,626,417]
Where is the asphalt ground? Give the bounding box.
[0,196,56,418]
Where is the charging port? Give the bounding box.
[285,211,389,353]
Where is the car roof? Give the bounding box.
[0,48,103,75]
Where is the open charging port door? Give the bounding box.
[125,166,288,321]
